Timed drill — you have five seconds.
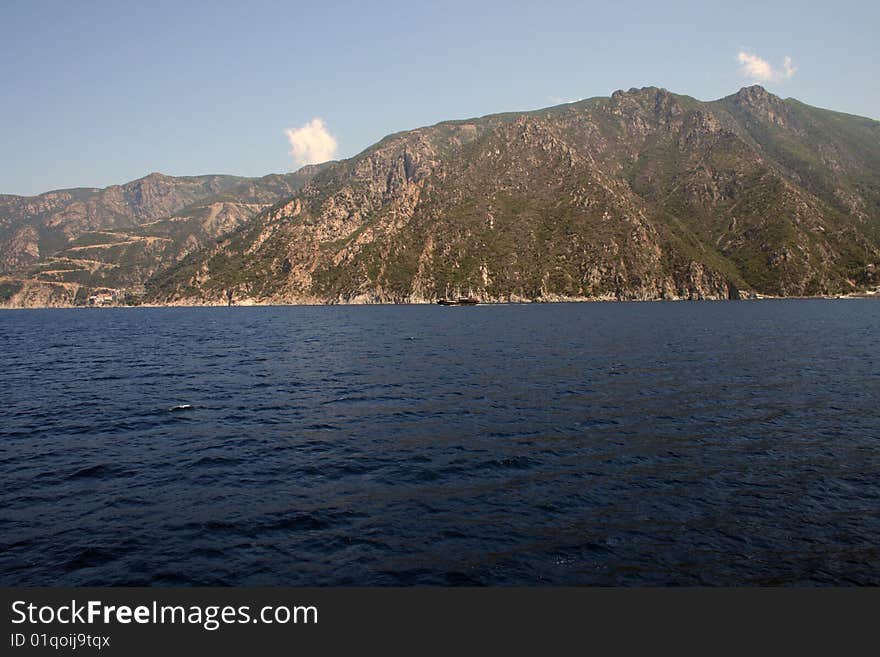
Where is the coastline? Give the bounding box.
[1,290,877,310]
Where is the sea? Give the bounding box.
[1,300,878,585]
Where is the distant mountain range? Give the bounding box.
[0,168,323,305]
[2,85,879,307]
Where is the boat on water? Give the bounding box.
[436,297,479,306]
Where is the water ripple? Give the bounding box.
[1,301,879,585]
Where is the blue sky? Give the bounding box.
[2,0,877,195]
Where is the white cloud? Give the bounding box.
[737,51,797,83]
[284,118,338,167]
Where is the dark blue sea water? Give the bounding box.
[1,300,879,585]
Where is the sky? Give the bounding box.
[2,0,877,195]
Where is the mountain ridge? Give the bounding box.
[0,166,328,305]
[2,86,879,307]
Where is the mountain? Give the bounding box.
[0,167,324,306]
[3,85,880,307]
[144,85,880,306]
